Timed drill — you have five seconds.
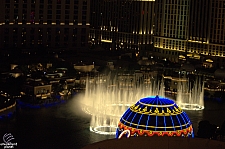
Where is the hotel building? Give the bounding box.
[153,0,190,62]
[0,0,90,51]
[1,0,225,68]
[89,0,155,55]
[90,0,225,68]
[153,0,225,68]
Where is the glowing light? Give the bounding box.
[81,76,201,136]
[176,78,204,111]
[118,130,130,139]
[179,55,185,58]
[0,102,16,113]
[101,39,112,43]
[90,126,117,135]
[206,59,213,63]
[177,103,204,111]
[116,96,194,138]
[80,76,165,135]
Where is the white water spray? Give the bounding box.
[176,77,204,110]
[81,75,165,135]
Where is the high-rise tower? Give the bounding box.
[89,0,155,56]
[153,0,190,62]
[0,0,90,51]
[153,0,225,67]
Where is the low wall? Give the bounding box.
[82,136,225,149]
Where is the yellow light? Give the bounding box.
[206,59,213,63]
[187,53,192,57]
[101,39,112,43]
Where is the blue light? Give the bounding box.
[130,112,138,127]
[164,115,166,131]
[123,109,133,125]
[170,115,175,131]
[17,99,66,109]
[176,115,182,129]
[137,114,143,129]
[146,114,150,130]
[146,105,153,129]
[117,96,193,138]
[180,113,187,127]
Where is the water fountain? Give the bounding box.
[80,74,204,135]
[176,77,204,110]
[80,75,165,135]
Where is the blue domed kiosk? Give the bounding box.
[116,96,194,139]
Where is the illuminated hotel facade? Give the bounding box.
[1,0,225,68]
[0,0,90,50]
[89,0,155,54]
[90,0,225,68]
[153,0,190,62]
[154,0,225,67]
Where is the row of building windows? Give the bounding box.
[154,36,225,57]
[3,39,86,48]
[4,10,86,17]
[90,29,153,46]
[4,27,87,34]
[5,0,83,5]
[3,0,88,25]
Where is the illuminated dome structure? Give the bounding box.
[116,96,194,139]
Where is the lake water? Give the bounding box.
[0,95,225,149]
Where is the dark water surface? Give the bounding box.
[0,95,225,149]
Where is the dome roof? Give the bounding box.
[116,96,193,138]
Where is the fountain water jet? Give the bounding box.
[80,75,165,135]
[176,77,204,110]
[80,74,204,135]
